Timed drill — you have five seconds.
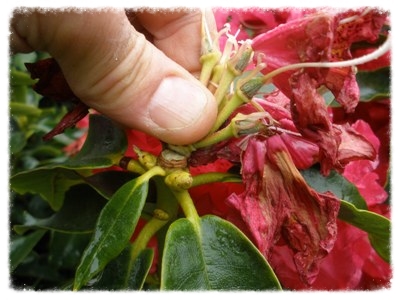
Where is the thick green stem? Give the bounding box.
[119,157,147,174]
[193,122,235,149]
[213,65,239,107]
[136,166,166,185]
[130,212,169,262]
[199,52,221,86]
[210,92,246,133]
[173,190,200,225]
[191,172,242,187]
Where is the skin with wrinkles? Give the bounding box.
[10,8,217,145]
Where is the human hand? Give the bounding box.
[10,8,217,145]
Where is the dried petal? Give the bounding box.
[25,58,89,139]
[290,72,341,175]
[42,102,89,141]
[227,136,340,285]
[25,58,78,102]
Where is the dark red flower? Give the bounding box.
[226,135,340,285]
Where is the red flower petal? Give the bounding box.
[290,72,341,175]
[227,136,340,285]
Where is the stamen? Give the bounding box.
[201,8,213,49]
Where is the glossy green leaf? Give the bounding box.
[10,114,127,210]
[10,168,83,211]
[83,171,137,200]
[357,68,390,102]
[88,246,154,291]
[301,167,367,209]
[339,201,390,262]
[161,215,281,290]
[302,167,390,262]
[65,114,127,169]
[10,229,46,272]
[14,184,107,234]
[126,248,154,290]
[73,176,149,290]
[48,232,92,270]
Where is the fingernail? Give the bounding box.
[149,76,210,130]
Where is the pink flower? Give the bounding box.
[226,135,341,285]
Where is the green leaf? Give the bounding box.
[10,168,83,211]
[65,114,127,169]
[14,184,107,234]
[48,232,92,270]
[339,201,390,262]
[161,215,281,290]
[302,167,390,262]
[88,246,154,291]
[84,244,132,290]
[301,167,368,209]
[73,176,150,290]
[126,248,154,290]
[10,229,47,272]
[10,114,127,210]
[357,68,390,102]
[83,171,137,200]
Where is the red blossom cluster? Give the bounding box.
[50,7,391,290]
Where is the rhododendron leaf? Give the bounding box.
[126,248,154,290]
[90,246,154,290]
[83,171,137,200]
[357,68,391,102]
[302,167,390,262]
[65,114,127,169]
[10,167,83,211]
[13,184,107,234]
[10,229,46,272]
[339,201,390,263]
[301,167,368,210]
[74,176,149,290]
[161,215,281,290]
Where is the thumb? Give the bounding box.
[10,9,217,145]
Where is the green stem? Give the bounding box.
[210,91,246,133]
[192,122,235,149]
[213,65,239,107]
[119,157,147,174]
[130,213,169,262]
[199,52,221,86]
[173,190,200,225]
[191,172,242,187]
[136,166,166,186]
